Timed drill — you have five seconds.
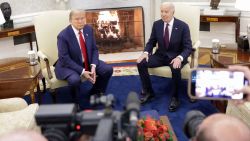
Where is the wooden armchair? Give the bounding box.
[33,10,70,102]
[148,3,200,79]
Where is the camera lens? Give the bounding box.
[183,110,206,139]
[43,128,69,141]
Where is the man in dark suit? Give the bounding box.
[55,10,113,99]
[137,2,192,112]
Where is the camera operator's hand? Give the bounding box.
[228,65,250,104]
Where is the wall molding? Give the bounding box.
[12,12,41,24]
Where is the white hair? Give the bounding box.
[161,2,175,12]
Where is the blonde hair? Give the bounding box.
[69,9,85,21]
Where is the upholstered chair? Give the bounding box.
[33,10,70,102]
[0,98,39,135]
[226,101,250,127]
[148,3,200,79]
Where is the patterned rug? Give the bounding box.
[113,65,138,76]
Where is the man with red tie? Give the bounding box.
[137,2,192,112]
[55,10,113,97]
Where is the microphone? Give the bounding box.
[126,91,140,125]
[124,91,140,141]
[90,94,114,108]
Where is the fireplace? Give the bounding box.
[86,6,145,54]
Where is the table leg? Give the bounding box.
[236,18,240,42]
[29,33,33,50]
[211,100,228,113]
[30,89,35,103]
[30,77,40,103]
[36,81,43,104]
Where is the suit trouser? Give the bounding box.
[66,60,113,96]
[137,54,185,97]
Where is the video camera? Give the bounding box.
[35,92,140,141]
[183,110,206,139]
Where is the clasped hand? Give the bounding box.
[82,66,96,84]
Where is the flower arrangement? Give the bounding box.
[137,116,173,141]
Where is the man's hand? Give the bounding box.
[82,71,95,84]
[230,86,250,105]
[229,65,250,80]
[137,53,149,63]
[90,65,96,84]
[229,65,250,104]
[170,57,182,69]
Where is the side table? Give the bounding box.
[200,15,240,42]
[160,116,178,141]
[210,47,250,112]
[0,57,41,103]
[0,23,36,50]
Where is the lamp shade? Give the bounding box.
[0,10,5,25]
[235,0,250,11]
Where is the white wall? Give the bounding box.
[0,0,69,16]
[0,0,69,59]
[155,0,250,47]
[1,0,250,58]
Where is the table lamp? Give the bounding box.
[235,0,250,49]
[0,9,5,26]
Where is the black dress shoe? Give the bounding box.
[189,98,197,103]
[168,97,180,112]
[140,92,155,104]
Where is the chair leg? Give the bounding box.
[70,86,77,104]
[42,77,46,93]
[36,83,42,104]
[50,89,57,103]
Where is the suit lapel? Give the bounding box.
[159,20,164,47]
[69,26,83,62]
[83,29,90,51]
[170,18,179,45]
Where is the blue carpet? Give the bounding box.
[24,75,218,141]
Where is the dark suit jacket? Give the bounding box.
[55,25,99,80]
[145,18,192,62]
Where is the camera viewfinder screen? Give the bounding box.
[191,70,246,99]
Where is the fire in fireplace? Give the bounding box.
[86,6,145,54]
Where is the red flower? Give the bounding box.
[137,116,173,141]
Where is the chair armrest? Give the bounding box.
[0,103,40,135]
[37,51,53,79]
[0,98,28,113]
[190,40,200,68]
[193,40,201,50]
